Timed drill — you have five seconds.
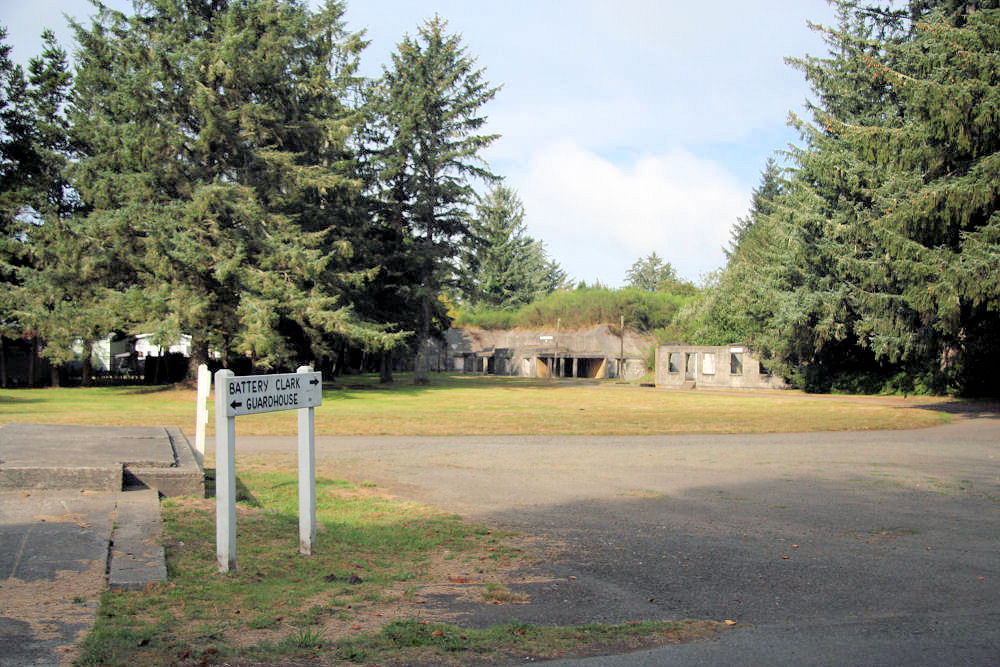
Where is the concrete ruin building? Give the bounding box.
[654,344,788,390]
[445,325,653,380]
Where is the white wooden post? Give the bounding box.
[194,363,210,466]
[215,369,237,573]
[297,365,317,555]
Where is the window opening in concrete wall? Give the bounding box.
[730,352,743,375]
[702,353,715,375]
[685,353,697,380]
[668,352,682,373]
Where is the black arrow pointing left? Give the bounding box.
[230,400,242,410]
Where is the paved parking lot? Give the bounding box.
[236,413,1000,665]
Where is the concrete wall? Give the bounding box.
[446,326,653,380]
[654,344,788,390]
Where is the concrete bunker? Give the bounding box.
[655,344,787,390]
[446,326,652,381]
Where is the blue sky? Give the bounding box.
[2,0,839,286]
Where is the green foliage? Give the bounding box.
[459,185,566,309]
[696,0,1000,395]
[68,0,381,375]
[624,252,696,295]
[454,286,695,333]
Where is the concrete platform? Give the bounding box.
[0,424,204,664]
[0,423,204,497]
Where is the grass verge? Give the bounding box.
[76,467,726,665]
[1,373,950,436]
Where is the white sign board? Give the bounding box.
[225,372,322,417]
[215,366,321,573]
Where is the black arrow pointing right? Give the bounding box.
[309,378,319,386]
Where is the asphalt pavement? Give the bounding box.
[233,413,1000,665]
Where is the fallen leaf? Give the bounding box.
[432,630,444,637]
[724,620,737,626]
[350,624,362,630]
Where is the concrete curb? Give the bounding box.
[0,465,122,492]
[108,489,167,591]
[126,427,204,497]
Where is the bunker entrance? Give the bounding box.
[537,356,607,379]
[573,357,606,378]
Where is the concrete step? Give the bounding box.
[0,424,204,498]
[108,489,166,591]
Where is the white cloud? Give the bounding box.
[513,141,748,286]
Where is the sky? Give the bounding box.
[1,0,839,286]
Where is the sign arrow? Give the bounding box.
[230,400,242,410]
[309,378,319,386]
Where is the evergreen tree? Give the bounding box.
[734,0,1000,393]
[460,184,562,309]
[371,15,500,384]
[625,252,679,292]
[11,28,96,387]
[0,26,32,385]
[727,157,783,256]
[679,161,789,349]
[70,0,383,376]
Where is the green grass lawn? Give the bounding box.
[77,467,726,665]
[0,373,950,436]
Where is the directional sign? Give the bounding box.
[224,371,322,417]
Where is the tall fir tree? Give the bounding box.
[11,28,94,387]
[724,0,1000,393]
[70,0,383,376]
[0,26,32,386]
[371,15,499,384]
[460,184,562,310]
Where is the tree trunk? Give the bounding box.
[413,296,431,385]
[28,336,38,387]
[380,349,394,384]
[82,339,93,387]
[0,338,7,388]
[188,338,209,381]
[50,362,61,388]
